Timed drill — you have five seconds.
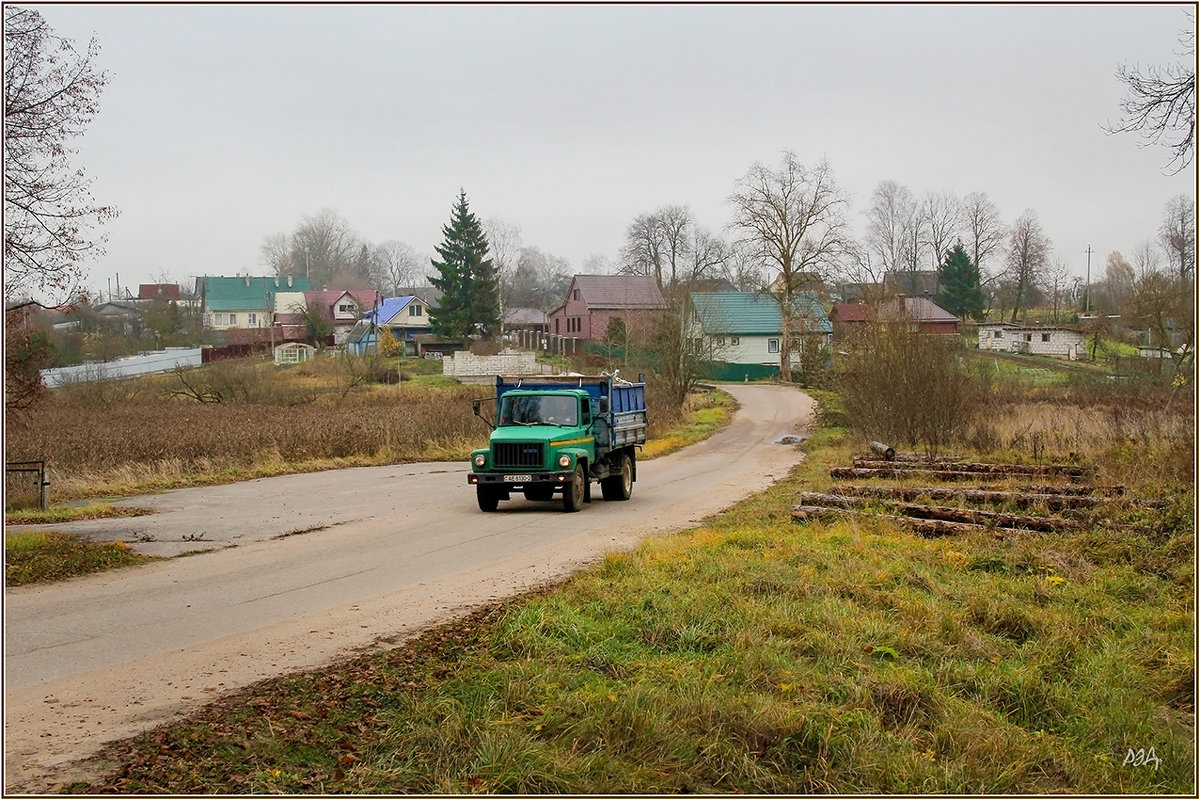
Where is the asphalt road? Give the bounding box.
[3,382,814,792]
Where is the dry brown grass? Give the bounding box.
[6,357,691,501]
[962,383,1193,495]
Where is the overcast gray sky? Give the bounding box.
[41,2,1196,297]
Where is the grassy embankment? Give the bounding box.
[66,368,1193,794]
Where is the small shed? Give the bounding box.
[274,342,316,366]
[978,323,1085,359]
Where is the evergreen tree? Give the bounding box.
[936,242,985,321]
[429,190,499,343]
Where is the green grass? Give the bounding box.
[73,428,1194,794]
[5,531,161,586]
[5,502,152,525]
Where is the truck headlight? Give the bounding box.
[473,454,486,467]
[558,454,571,468]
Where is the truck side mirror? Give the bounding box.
[472,399,495,430]
[597,397,609,414]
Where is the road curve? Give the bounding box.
[3,383,814,791]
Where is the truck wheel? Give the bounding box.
[562,463,585,512]
[477,485,500,512]
[601,453,633,501]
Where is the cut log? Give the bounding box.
[895,502,1079,531]
[799,492,1080,532]
[791,505,988,537]
[851,459,1095,477]
[1014,484,1127,497]
[823,485,1108,511]
[832,467,1015,482]
[869,441,896,461]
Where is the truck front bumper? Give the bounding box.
[468,471,574,488]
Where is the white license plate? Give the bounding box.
[503,474,533,483]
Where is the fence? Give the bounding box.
[6,460,49,511]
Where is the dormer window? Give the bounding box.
[410,304,423,316]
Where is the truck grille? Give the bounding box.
[494,442,544,469]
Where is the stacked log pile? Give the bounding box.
[794,446,1160,537]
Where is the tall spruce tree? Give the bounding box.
[428,190,500,343]
[935,242,985,321]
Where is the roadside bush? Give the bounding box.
[837,323,977,457]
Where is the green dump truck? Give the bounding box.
[468,374,648,512]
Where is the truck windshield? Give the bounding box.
[499,395,577,426]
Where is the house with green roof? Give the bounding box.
[197,275,312,345]
[688,291,832,381]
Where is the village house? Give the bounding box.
[831,296,960,338]
[688,291,833,380]
[977,322,1086,360]
[548,275,666,342]
[274,289,380,345]
[197,275,312,346]
[346,295,433,356]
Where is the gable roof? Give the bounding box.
[832,302,871,323]
[505,307,549,326]
[880,296,959,324]
[202,276,312,311]
[368,295,425,325]
[307,289,379,313]
[691,292,832,336]
[573,274,665,310]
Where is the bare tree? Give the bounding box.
[258,233,293,276]
[1105,13,1196,174]
[729,151,848,379]
[720,240,767,292]
[1131,240,1163,280]
[1045,258,1073,321]
[4,6,117,302]
[483,217,522,326]
[581,253,614,273]
[373,240,424,297]
[290,208,361,287]
[509,246,573,310]
[863,180,917,278]
[1005,210,1052,323]
[620,205,692,290]
[834,240,889,306]
[961,191,1008,284]
[620,213,663,283]
[1099,250,1136,313]
[684,226,729,285]
[920,190,962,270]
[1159,194,1196,285]
[1128,256,1194,393]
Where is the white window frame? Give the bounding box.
[767,338,780,354]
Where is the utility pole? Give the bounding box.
[1084,246,1092,314]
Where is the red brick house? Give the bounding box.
[548,275,666,342]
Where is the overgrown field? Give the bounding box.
[5,355,707,504]
[71,422,1193,794]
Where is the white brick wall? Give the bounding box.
[442,350,552,378]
